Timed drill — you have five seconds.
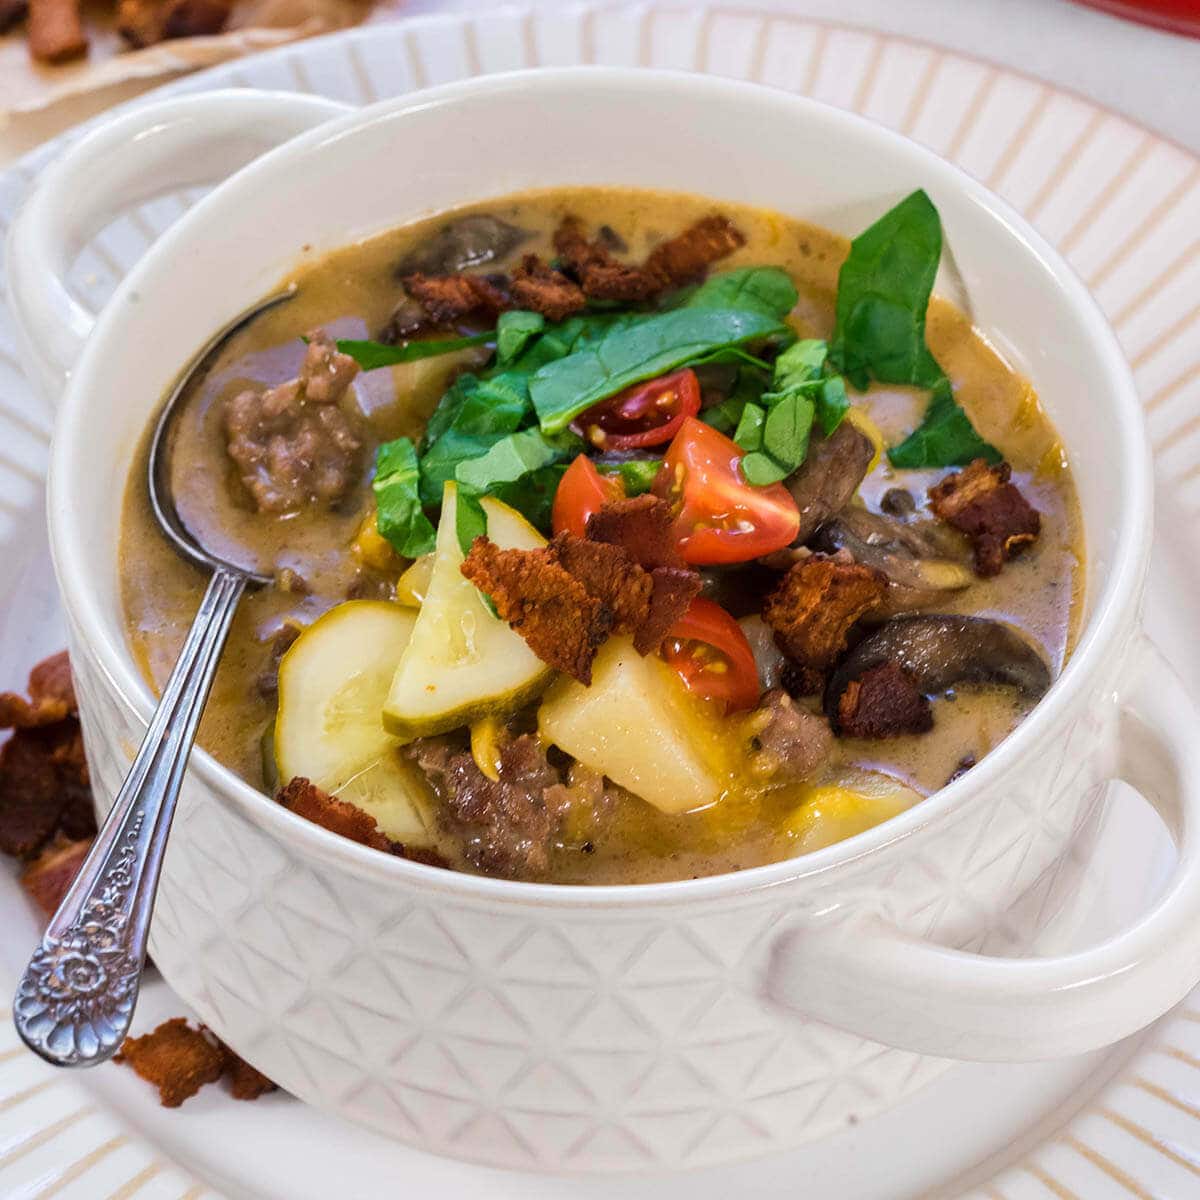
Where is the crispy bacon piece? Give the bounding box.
[586,494,682,570]
[461,538,613,684]
[20,836,91,918]
[117,0,229,46]
[509,255,588,322]
[462,532,701,681]
[763,557,886,694]
[223,1049,278,1101]
[639,566,702,656]
[277,776,391,852]
[553,216,659,303]
[644,215,746,288]
[928,459,1040,577]
[0,651,75,729]
[0,720,93,859]
[28,0,85,61]
[116,1019,228,1108]
[0,0,28,34]
[835,661,933,739]
[402,271,509,325]
[548,534,653,631]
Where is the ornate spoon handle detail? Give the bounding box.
[13,568,247,1067]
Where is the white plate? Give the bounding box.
[2,6,1200,1197]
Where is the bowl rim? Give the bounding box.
[47,66,1152,908]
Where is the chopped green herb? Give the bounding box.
[733,402,766,452]
[336,332,493,370]
[741,452,789,486]
[372,437,436,558]
[763,392,815,467]
[613,459,663,496]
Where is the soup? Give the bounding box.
[120,187,1084,884]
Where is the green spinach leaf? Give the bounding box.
[455,427,581,494]
[337,332,493,370]
[373,437,437,558]
[763,392,815,467]
[454,487,488,558]
[495,311,545,365]
[685,267,799,319]
[887,380,1001,467]
[733,402,767,452]
[827,189,998,467]
[531,307,789,433]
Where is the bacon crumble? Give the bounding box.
[586,494,682,570]
[20,836,91,917]
[763,557,886,695]
[277,776,392,852]
[834,661,933,739]
[928,459,1040,577]
[509,255,588,322]
[116,1019,230,1108]
[461,532,700,683]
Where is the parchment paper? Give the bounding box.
[0,0,375,121]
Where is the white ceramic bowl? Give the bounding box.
[10,70,1200,1172]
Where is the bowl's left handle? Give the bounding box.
[6,89,353,403]
[767,635,1200,1061]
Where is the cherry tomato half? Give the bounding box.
[655,417,800,565]
[662,597,761,712]
[573,368,701,451]
[552,454,625,538]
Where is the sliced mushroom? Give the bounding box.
[786,421,875,543]
[813,507,974,615]
[825,614,1052,728]
[395,214,530,277]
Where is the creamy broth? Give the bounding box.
[119,188,1084,884]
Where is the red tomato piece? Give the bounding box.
[655,417,800,565]
[551,454,625,538]
[573,368,701,451]
[661,597,761,712]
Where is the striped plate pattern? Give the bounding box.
[1,5,1199,1197]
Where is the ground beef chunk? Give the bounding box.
[586,494,682,570]
[254,621,302,702]
[460,538,613,684]
[745,690,833,785]
[401,271,509,325]
[928,459,1040,577]
[762,556,886,694]
[223,330,363,514]
[20,836,91,918]
[116,1019,229,1108]
[644,214,747,287]
[405,734,562,876]
[552,215,659,303]
[834,661,933,739]
[509,255,588,321]
[462,532,701,679]
[276,776,392,852]
[0,651,75,728]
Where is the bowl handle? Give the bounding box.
[5,89,352,403]
[767,635,1200,1061]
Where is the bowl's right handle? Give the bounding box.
[768,635,1200,1061]
[6,89,352,403]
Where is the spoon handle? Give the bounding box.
[13,568,247,1067]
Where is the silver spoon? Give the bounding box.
[13,289,295,1067]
